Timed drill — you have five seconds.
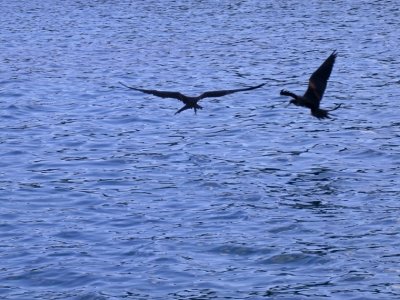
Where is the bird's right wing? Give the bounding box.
[303,51,337,105]
[198,83,266,100]
[119,82,185,102]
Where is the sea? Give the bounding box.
[1,0,400,299]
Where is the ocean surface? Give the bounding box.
[1,0,400,299]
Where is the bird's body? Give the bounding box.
[280,51,342,119]
[120,82,266,114]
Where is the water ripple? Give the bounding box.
[1,0,400,299]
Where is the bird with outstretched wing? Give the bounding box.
[280,51,342,119]
[120,81,266,114]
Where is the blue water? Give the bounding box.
[1,1,400,299]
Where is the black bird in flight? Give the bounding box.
[120,81,266,114]
[280,50,342,119]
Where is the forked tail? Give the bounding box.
[328,103,343,112]
[175,104,203,115]
[311,104,343,120]
[311,108,331,119]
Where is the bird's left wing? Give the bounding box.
[119,82,185,101]
[198,83,266,100]
[303,51,337,105]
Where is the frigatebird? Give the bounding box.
[119,81,266,114]
[280,51,342,119]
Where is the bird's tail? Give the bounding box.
[328,103,343,112]
[312,104,343,119]
[311,108,331,119]
[311,103,342,119]
[175,105,190,115]
[175,104,203,115]
[280,89,298,99]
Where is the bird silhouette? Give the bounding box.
[120,81,266,114]
[280,50,342,119]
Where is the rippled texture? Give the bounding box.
[1,0,400,299]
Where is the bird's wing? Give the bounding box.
[303,51,337,106]
[119,82,185,102]
[198,83,266,100]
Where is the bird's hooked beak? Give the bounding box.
[288,99,298,107]
[285,100,294,108]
